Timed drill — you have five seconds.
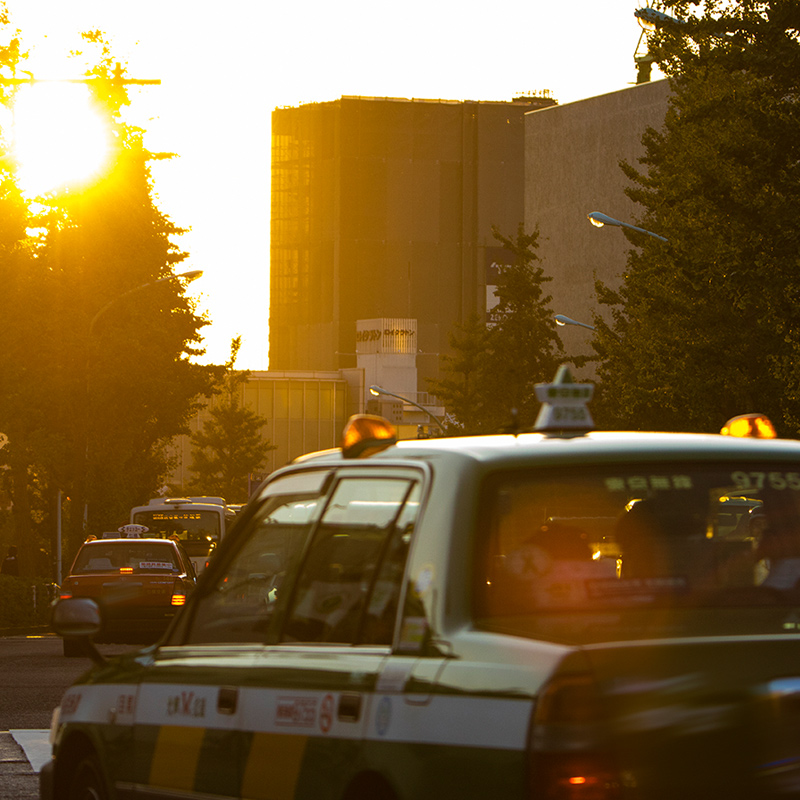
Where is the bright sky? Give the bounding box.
[4,0,658,370]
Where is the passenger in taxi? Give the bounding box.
[499,521,615,610]
[615,497,757,591]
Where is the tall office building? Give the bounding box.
[270,94,555,405]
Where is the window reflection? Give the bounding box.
[476,463,800,644]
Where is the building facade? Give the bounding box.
[523,79,671,373]
[168,83,673,492]
[270,94,555,409]
[167,369,364,498]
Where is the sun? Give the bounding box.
[10,82,111,197]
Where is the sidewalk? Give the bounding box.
[0,730,42,800]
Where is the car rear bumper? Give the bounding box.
[98,607,178,642]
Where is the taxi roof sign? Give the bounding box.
[533,364,594,433]
[117,523,149,538]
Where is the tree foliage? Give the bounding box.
[0,22,217,569]
[188,338,275,501]
[593,0,800,434]
[426,313,488,434]
[428,225,564,434]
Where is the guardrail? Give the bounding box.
[0,577,59,630]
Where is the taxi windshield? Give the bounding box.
[475,461,800,644]
[72,542,180,574]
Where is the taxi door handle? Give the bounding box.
[218,686,238,715]
[338,692,361,722]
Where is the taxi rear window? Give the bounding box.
[72,543,180,574]
[474,462,800,644]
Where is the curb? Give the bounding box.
[0,626,51,637]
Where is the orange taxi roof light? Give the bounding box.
[341,414,397,458]
[721,413,777,439]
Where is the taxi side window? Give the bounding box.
[360,483,420,645]
[181,470,331,645]
[281,477,419,646]
[176,546,195,577]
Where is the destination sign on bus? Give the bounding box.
[151,511,203,522]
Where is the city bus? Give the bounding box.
[129,497,229,575]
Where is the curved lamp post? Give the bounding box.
[89,269,203,335]
[587,211,668,243]
[555,313,623,343]
[369,384,446,434]
[634,7,684,30]
[555,314,596,332]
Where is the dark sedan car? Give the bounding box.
[58,536,196,655]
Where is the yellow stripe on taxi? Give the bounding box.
[242,733,309,800]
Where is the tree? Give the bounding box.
[54,37,215,553]
[593,0,800,434]
[188,338,275,500]
[0,30,217,563]
[428,225,564,433]
[0,13,66,575]
[426,313,489,434]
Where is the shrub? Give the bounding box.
[0,575,57,629]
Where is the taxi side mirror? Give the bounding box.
[52,597,102,636]
[51,598,106,665]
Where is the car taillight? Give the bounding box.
[529,753,623,800]
[59,592,72,600]
[528,672,624,800]
[171,586,187,606]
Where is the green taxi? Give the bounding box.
[42,370,800,799]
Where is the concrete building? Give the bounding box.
[270,93,555,417]
[167,81,672,493]
[523,79,671,374]
[166,366,440,497]
[167,369,363,498]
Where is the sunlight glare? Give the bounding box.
[11,83,111,196]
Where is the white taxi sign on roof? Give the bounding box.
[117,523,149,538]
[533,364,594,432]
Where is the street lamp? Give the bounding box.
[634,7,684,30]
[369,385,446,435]
[556,313,623,344]
[587,211,668,242]
[555,314,596,332]
[89,269,203,335]
[633,7,685,83]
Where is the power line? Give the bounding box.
[0,62,159,87]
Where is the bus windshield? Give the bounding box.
[132,509,222,548]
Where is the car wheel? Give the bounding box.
[67,753,107,800]
[63,638,84,658]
